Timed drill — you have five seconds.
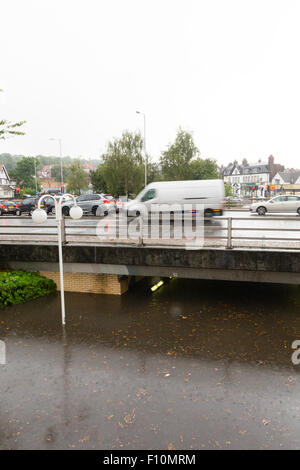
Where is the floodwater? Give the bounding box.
[1,278,300,449]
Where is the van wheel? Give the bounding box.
[204,209,213,218]
[257,206,266,216]
[16,210,21,216]
[136,211,140,217]
[297,208,300,215]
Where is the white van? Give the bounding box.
[125,179,225,217]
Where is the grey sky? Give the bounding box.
[1,0,300,167]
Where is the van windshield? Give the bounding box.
[141,189,157,202]
[136,188,147,200]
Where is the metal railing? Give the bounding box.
[0,215,299,251]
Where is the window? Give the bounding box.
[88,194,101,200]
[288,196,300,201]
[77,195,88,201]
[141,189,157,202]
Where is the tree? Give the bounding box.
[189,158,219,180]
[160,128,199,180]
[225,181,233,197]
[10,157,38,191]
[148,161,162,183]
[0,153,15,171]
[51,164,71,182]
[90,165,108,193]
[100,131,145,197]
[66,160,88,194]
[0,120,26,140]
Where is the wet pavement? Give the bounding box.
[1,277,300,449]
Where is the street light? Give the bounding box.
[32,194,83,326]
[136,110,147,186]
[34,156,38,194]
[49,137,63,192]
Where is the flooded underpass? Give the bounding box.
[1,277,300,450]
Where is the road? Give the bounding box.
[0,210,299,250]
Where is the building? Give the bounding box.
[221,155,284,197]
[271,170,300,195]
[37,165,53,179]
[272,170,300,185]
[0,164,16,198]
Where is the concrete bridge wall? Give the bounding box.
[1,244,300,294]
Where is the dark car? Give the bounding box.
[0,200,17,216]
[15,197,52,216]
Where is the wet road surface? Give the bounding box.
[1,278,300,449]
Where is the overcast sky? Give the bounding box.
[1,0,300,167]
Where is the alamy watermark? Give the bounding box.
[0,340,6,365]
[96,203,206,249]
[291,340,300,365]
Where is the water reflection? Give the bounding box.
[1,278,300,449]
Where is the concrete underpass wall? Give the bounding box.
[2,245,300,287]
[41,271,129,295]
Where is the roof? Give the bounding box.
[221,161,269,176]
[0,164,10,181]
[276,171,300,184]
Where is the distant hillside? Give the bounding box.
[0,153,99,172]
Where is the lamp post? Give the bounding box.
[136,111,147,186]
[32,194,83,326]
[49,137,63,192]
[34,157,38,194]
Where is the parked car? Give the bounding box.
[250,195,300,215]
[0,201,17,216]
[61,193,113,216]
[124,179,225,217]
[15,197,48,216]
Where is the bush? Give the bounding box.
[0,271,57,309]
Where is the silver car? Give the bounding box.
[250,195,300,215]
[61,193,113,216]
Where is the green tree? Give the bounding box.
[189,158,219,180]
[160,128,199,180]
[100,131,145,197]
[0,153,15,171]
[51,164,71,182]
[224,181,233,197]
[90,165,108,193]
[10,157,38,191]
[0,120,26,140]
[148,161,162,183]
[66,160,88,194]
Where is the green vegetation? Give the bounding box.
[100,131,145,197]
[159,128,219,182]
[0,271,57,309]
[0,128,222,197]
[66,159,88,194]
[225,181,234,197]
[160,128,200,180]
[90,165,108,194]
[0,120,26,140]
[10,157,40,193]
